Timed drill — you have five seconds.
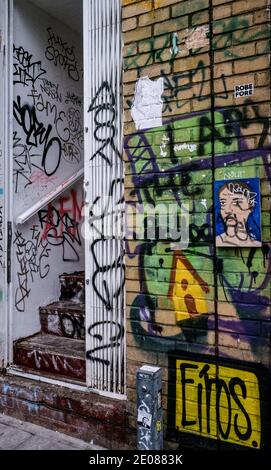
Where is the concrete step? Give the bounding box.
[13,333,86,381]
[40,302,85,340]
[59,271,85,303]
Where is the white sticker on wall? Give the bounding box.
[131,76,164,130]
[234,83,254,98]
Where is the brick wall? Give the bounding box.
[123,0,271,450]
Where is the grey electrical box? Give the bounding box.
[137,365,163,450]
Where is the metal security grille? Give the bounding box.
[83,0,125,396]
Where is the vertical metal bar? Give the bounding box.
[103,0,107,391]
[92,0,96,390]
[112,0,118,395]
[110,0,115,393]
[88,0,91,389]
[90,0,95,381]
[110,0,113,392]
[117,0,124,394]
[97,0,102,390]
[105,0,110,392]
[84,0,88,385]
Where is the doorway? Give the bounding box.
[11,0,85,383]
[8,0,125,397]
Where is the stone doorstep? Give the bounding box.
[0,374,135,450]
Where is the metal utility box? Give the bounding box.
[137,365,163,450]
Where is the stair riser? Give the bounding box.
[40,312,85,340]
[14,348,86,381]
[59,273,85,302]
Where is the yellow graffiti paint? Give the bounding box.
[169,253,210,322]
[175,359,261,449]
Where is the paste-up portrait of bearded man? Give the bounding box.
[215,180,262,247]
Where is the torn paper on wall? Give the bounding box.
[131,76,164,130]
[185,25,209,50]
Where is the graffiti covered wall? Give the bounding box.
[123,0,271,449]
[13,0,84,340]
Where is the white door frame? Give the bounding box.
[2,0,126,399]
[0,0,13,369]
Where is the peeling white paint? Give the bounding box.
[160,134,169,157]
[174,143,197,153]
[200,199,208,209]
[185,25,209,50]
[131,76,164,130]
[224,169,246,180]
[170,32,179,57]
[159,138,197,158]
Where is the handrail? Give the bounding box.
[16,168,84,225]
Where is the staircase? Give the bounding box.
[9,271,132,449]
[14,272,86,383]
